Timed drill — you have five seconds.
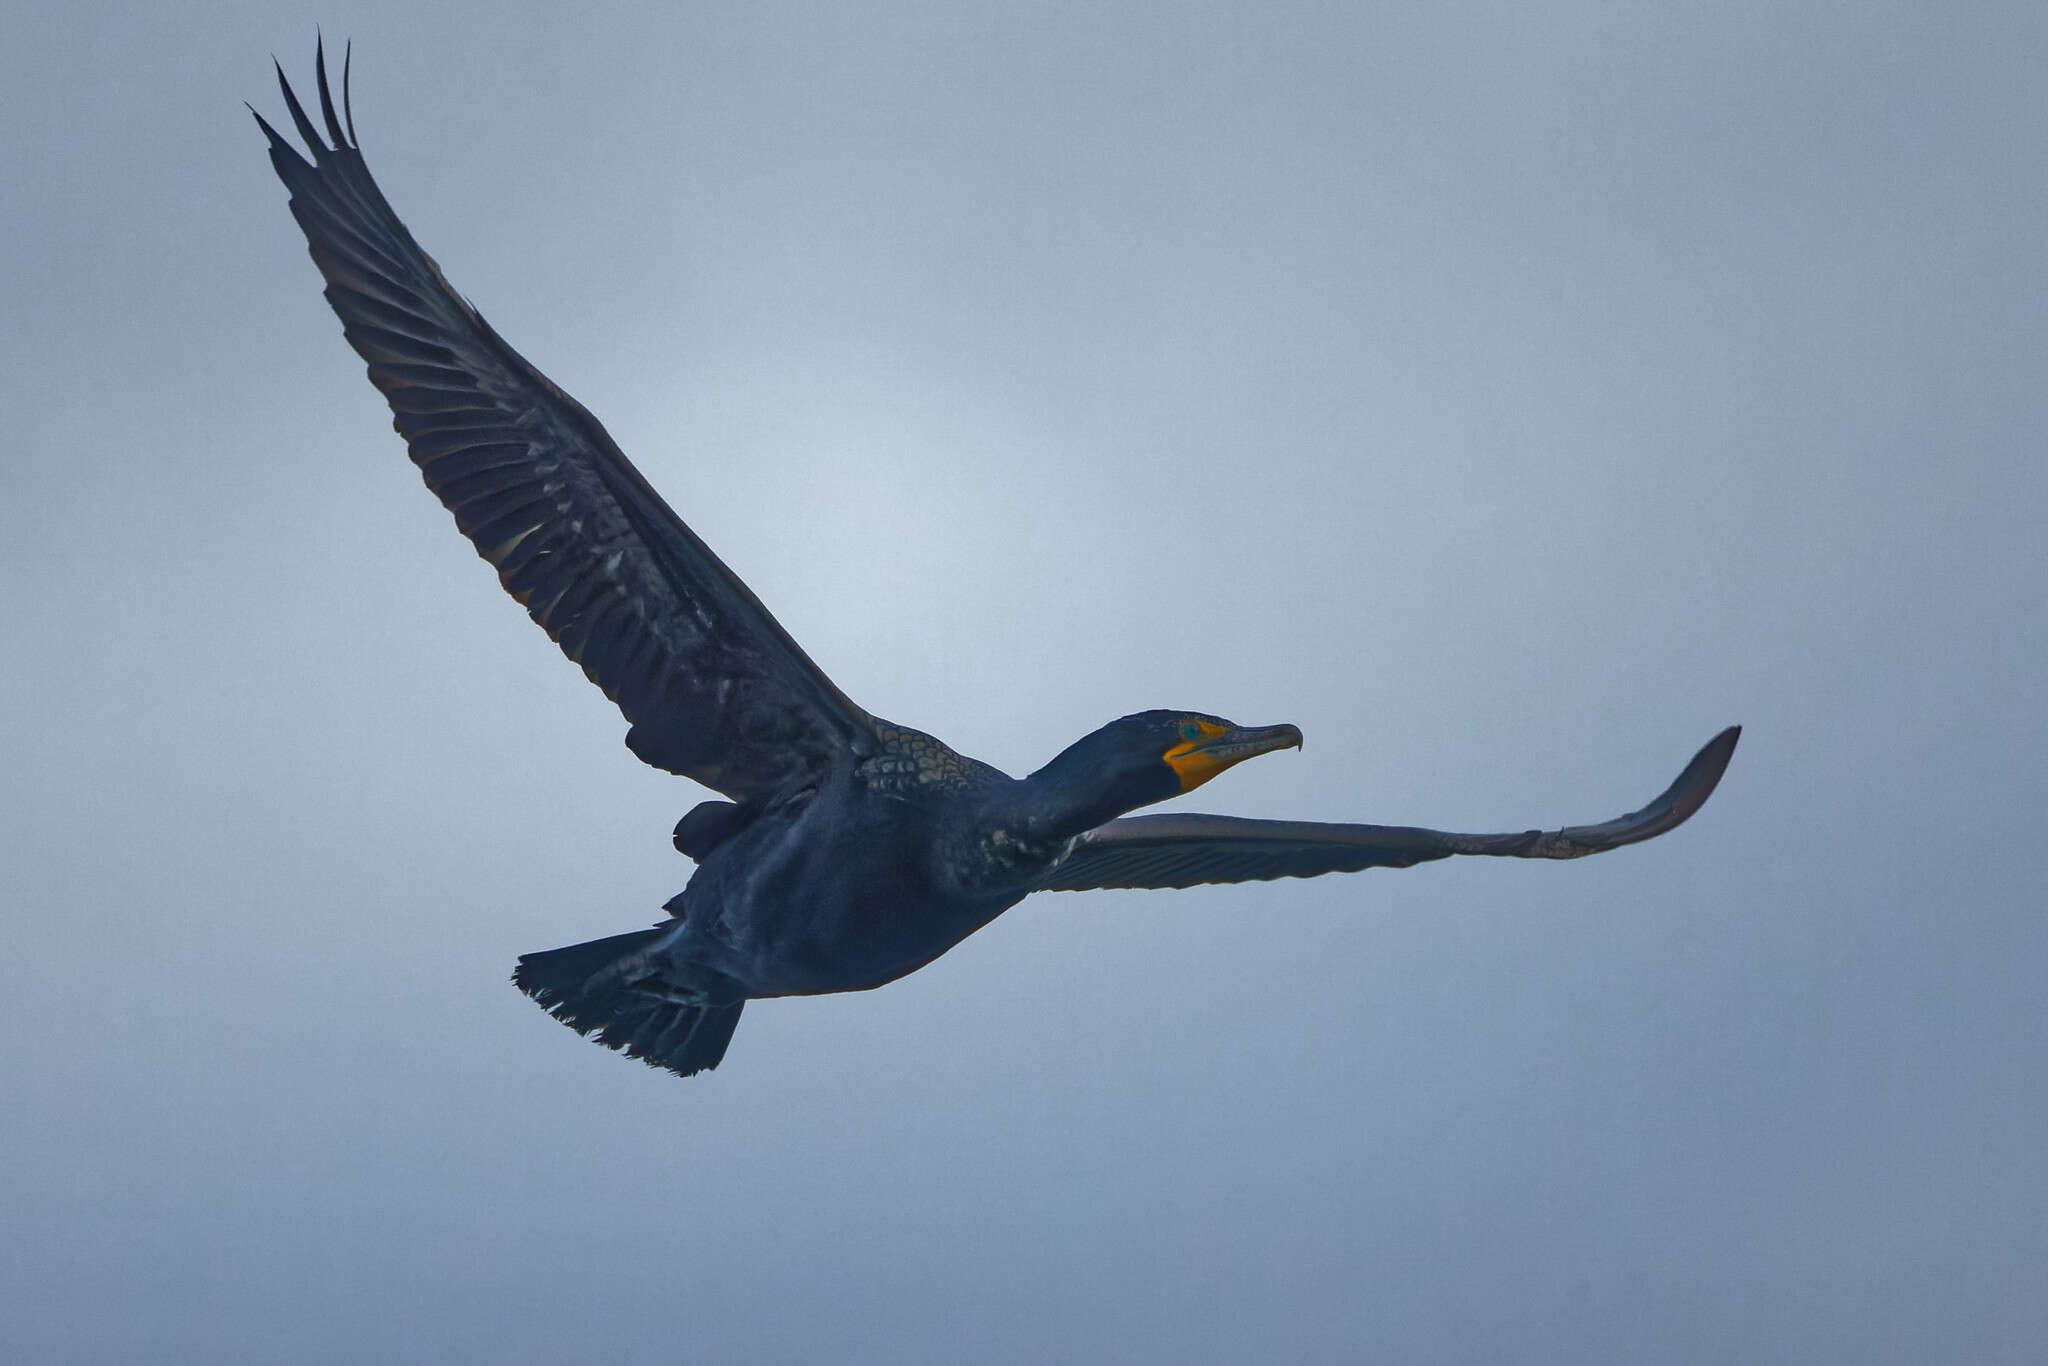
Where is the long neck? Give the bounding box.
[998,736,1143,842]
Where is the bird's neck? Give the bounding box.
[1001,742,1143,843]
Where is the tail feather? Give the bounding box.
[513,928,743,1079]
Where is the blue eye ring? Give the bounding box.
[1181,722,1204,741]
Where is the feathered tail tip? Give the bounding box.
[513,928,743,1079]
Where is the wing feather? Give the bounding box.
[255,43,873,799]
[1039,727,1739,892]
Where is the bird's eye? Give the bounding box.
[1181,722,1203,741]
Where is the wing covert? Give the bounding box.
[1038,727,1739,892]
[254,44,873,800]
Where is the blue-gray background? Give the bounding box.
[5,2,2043,1361]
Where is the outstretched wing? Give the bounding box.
[1037,727,1739,891]
[254,43,874,800]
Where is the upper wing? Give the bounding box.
[253,44,874,800]
[1037,726,1739,891]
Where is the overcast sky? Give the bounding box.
[4,2,2044,1362]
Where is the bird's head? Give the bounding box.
[1029,709,1304,833]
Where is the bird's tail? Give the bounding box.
[513,927,743,1078]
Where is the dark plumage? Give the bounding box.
[256,45,1739,1079]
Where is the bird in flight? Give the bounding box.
[254,44,1739,1079]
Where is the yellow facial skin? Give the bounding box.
[1162,719,1235,792]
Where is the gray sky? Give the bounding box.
[4,2,2044,1361]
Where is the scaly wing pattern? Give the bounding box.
[1038,727,1739,891]
[254,44,873,800]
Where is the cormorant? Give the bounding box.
[254,46,1739,1079]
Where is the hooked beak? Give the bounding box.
[1164,721,1304,792]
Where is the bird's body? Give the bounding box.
[664,722,1026,1002]
[620,713,1294,1003]
[256,45,1739,1079]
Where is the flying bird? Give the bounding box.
[254,45,1739,1079]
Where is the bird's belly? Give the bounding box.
[677,813,1019,998]
[711,878,1016,998]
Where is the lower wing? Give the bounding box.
[1036,727,1739,891]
